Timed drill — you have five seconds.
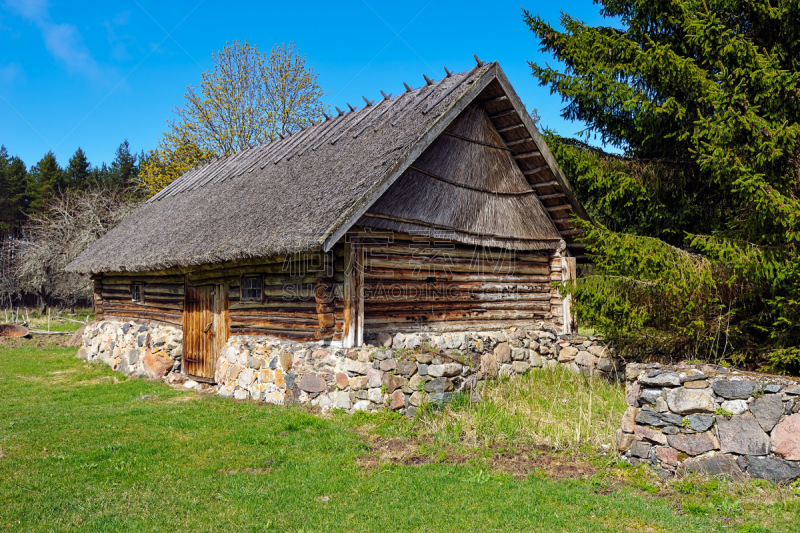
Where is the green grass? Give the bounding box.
[1,339,798,532]
[414,367,626,451]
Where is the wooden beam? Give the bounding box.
[497,123,525,133]
[523,166,550,176]
[538,192,566,200]
[342,241,356,348]
[560,229,582,236]
[545,204,572,212]
[482,95,508,104]
[489,109,517,119]
[530,179,558,187]
[551,217,573,224]
[566,242,586,248]
[506,137,533,147]
[513,151,542,160]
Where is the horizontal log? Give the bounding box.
[104,313,181,327]
[229,308,318,319]
[142,283,185,295]
[362,245,535,262]
[364,267,552,283]
[228,327,317,342]
[229,318,319,330]
[188,259,334,283]
[363,280,551,294]
[363,318,552,334]
[364,289,552,303]
[364,301,551,312]
[230,300,317,310]
[364,308,548,325]
[105,300,184,312]
[363,254,550,275]
[102,309,182,324]
[103,275,185,285]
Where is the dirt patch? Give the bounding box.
[357,434,597,479]
[0,335,73,350]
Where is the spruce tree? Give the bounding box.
[65,147,91,191]
[25,151,63,216]
[108,140,138,189]
[525,1,800,371]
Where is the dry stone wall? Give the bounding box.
[619,363,800,484]
[214,328,620,414]
[77,320,183,379]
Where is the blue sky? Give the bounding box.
[0,0,608,168]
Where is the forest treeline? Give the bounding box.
[0,142,144,309]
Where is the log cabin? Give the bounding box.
[66,60,588,383]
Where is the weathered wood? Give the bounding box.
[316,303,335,313]
[363,289,552,303]
[228,327,317,342]
[318,313,335,328]
[103,275,185,285]
[513,151,542,160]
[364,308,548,324]
[315,327,334,340]
[104,313,180,327]
[363,280,550,294]
[363,267,552,283]
[230,300,317,310]
[489,109,517,119]
[363,254,550,275]
[363,318,549,334]
[497,123,524,133]
[364,301,551,312]
[230,317,319,329]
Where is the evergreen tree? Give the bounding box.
[525,1,800,371]
[108,140,138,188]
[25,151,64,216]
[64,147,91,191]
[0,146,28,234]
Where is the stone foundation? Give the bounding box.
[619,363,800,484]
[215,328,621,414]
[77,320,183,379]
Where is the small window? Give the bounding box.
[241,275,263,301]
[131,283,142,303]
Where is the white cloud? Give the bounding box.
[4,0,105,79]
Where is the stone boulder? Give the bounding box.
[712,379,757,399]
[640,371,680,387]
[744,455,800,484]
[298,373,327,393]
[770,413,800,461]
[666,387,715,414]
[666,432,719,456]
[143,350,172,379]
[494,343,512,364]
[751,394,784,432]
[717,413,770,456]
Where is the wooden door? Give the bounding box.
[183,285,216,380]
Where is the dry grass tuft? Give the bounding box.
[416,366,627,451]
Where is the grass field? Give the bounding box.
[0,336,798,532]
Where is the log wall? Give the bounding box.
[98,273,185,326]
[357,230,564,334]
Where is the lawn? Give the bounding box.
[0,337,798,532]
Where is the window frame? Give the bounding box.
[131,282,143,303]
[240,274,264,302]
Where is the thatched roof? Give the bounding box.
[67,61,587,275]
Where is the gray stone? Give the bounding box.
[375,333,393,347]
[666,387,715,414]
[640,372,680,387]
[237,368,256,389]
[417,363,428,376]
[352,400,371,411]
[511,347,527,361]
[558,346,578,362]
[334,391,352,410]
[744,455,800,484]
[392,333,405,349]
[429,392,454,405]
[233,389,249,400]
[367,368,383,388]
[396,360,417,377]
[137,334,146,347]
[354,390,369,401]
[662,426,680,435]
[686,414,715,432]
[415,354,433,364]
[784,385,800,395]
[408,374,426,392]
[630,441,652,459]
[441,363,462,377]
[409,391,426,407]
[425,377,453,393]
[764,384,783,394]
[344,358,372,375]
[372,349,392,361]
[512,361,530,374]
[640,389,663,404]
[684,454,746,480]
[721,399,749,415]
[494,343,512,363]
[597,358,616,373]
[717,413,770,456]
[298,373,326,393]
[427,364,445,377]
[712,379,757,399]
[655,396,669,413]
[379,358,397,372]
[679,371,708,383]
[751,394,784,432]
[382,374,406,394]
[666,432,719,456]
[284,373,296,390]
[575,351,594,367]
[367,388,383,404]
[529,352,543,368]
[635,410,667,427]
[247,356,261,369]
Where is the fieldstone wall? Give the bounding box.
[77,320,183,379]
[215,327,621,414]
[619,363,800,484]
